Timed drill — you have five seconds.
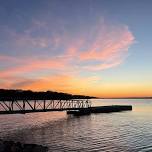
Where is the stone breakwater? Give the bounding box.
[0,139,48,152]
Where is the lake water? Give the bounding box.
[0,99,152,152]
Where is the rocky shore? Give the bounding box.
[0,139,48,152]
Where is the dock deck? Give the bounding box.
[67,105,132,115]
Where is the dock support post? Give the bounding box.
[44,100,46,110]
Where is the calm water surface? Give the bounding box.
[0,99,152,152]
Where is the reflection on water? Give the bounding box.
[0,99,152,152]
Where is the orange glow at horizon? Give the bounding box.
[5,76,151,98]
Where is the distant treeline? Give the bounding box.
[0,89,95,100]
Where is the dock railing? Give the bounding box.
[0,99,91,114]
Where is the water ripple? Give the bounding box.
[0,99,152,152]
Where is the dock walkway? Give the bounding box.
[0,99,91,114]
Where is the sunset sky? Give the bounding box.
[0,0,152,98]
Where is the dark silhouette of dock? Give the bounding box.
[67,105,132,116]
[0,99,132,115]
[0,99,91,114]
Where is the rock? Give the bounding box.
[3,140,14,152]
[0,139,5,152]
[0,139,48,152]
[23,144,48,152]
[33,145,48,152]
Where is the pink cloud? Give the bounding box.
[0,18,135,91]
[2,20,134,72]
[84,59,123,71]
[79,29,133,61]
[0,57,67,78]
[77,26,134,70]
[0,55,19,62]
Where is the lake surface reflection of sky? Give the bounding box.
[0,99,152,152]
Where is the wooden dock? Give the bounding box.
[67,105,132,116]
[0,99,132,116]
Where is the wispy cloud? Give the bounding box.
[73,24,134,71]
[0,57,67,78]
[0,18,134,92]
